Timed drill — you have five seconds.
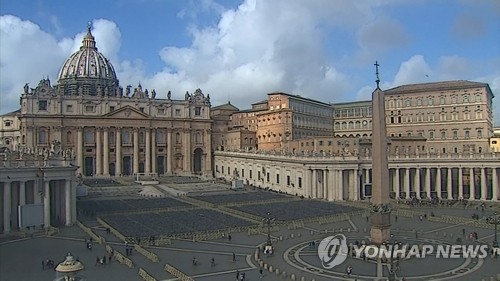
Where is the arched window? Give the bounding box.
[39,129,47,144]
[66,131,73,144]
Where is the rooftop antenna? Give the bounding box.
[374,61,381,89]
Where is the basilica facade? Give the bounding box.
[17,26,212,178]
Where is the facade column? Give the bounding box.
[95,127,102,176]
[103,128,109,176]
[3,181,12,233]
[167,129,173,175]
[404,168,410,198]
[43,180,50,228]
[151,129,156,174]
[480,167,487,200]
[458,168,464,199]
[323,169,328,200]
[205,129,212,175]
[19,181,26,206]
[395,168,400,198]
[115,128,122,176]
[183,129,191,173]
[414,168,421,199]
[492,168,498,201]
[77,128,83,175]
[436,167,442,199]
[327,168,335,201]
[469,168,475,200]
[338,169,344,200]
[145,129,151,174]
[133,128,139,175]
[424,168,431,199]
[447,168,453,199]
[34,180,42,204]
[65,179,72,226]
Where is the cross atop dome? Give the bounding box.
[82,21,96,50]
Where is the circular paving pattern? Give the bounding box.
[283,235,485,281]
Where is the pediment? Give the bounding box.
[103,106,151,119]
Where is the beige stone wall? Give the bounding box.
[0,111,21,150]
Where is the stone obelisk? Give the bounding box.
[370,61,391,245]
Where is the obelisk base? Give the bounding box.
[370,212,391,245]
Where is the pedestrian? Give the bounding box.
[102,255,106,265]
[236,270,240,280]
[346,264,353,276]
[95,256,100,267]
[211,257,215,267]
[232,252,236,262]
[42,260,45,270]
[259,268,263,278]
[395,215,398,223]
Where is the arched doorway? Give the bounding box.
[193,148,203,173]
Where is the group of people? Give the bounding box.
[41,258,55,270]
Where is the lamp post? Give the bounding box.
[384,240,402,281]
[263,212,275,246]
[486,212,500,247]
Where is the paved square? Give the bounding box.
[1,181,499,281]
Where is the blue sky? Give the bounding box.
[1,0,499,124]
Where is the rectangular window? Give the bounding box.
[249,170,252,179]
[298,177,302,188]
[287,175,291,186]
[465,130,470,139]
[38,100,47,111]
[195,107,201,116]
[429,131,434,139]
[175,109,181,116]
[66,105,73,112]
[453,131,458,139]
[139,107,144,112]
[109,106,115,112]
[157,108,165,115]
[276,174,280,184]
[319,140,323,146]
[4,121,11,127]
[441,131,446,139]
[85,105,94,113]
[477,130,482,138]
[266,173,270,182]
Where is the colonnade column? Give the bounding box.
[458,168,464,199]
[145,128,151,174]
[151,129,156,174]
[469,168,475,200]
[492,168,498,201]
[77,128,83,175]
[414,168,421,199]
[404,168,410,198]
[103,128,109,176]
[436,167,442,199]
[424,168,431,199]
[65,179,72,226]
[133,128,139,175]
[480,167,487,200]
[338,170,344,200]
[115,128,122,176]
[3,181,12,233]
[447,168,453,199]
[323,169,328,200]
[327,168,335,201]
[19,181,26,206]
[394,168,400,198]
[352,169,358,201]
[167,129,173,175]
[311,169,316,198]
[95,127,102,176]
[43,180,50,228]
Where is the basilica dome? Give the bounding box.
[57,24,120,96]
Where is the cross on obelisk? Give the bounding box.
[370,61,391,245]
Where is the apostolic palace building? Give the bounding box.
[0,25,499,235]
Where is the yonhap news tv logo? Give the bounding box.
[317,234,491,269]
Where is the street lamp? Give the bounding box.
[486,212,500,247]
[263,212,275,247]
[383,240,402,281]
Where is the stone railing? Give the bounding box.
[106,244,134,268]
[76,220,102,243]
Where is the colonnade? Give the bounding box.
[385,166,499,201]
[214,151,500,202]
[1,178,76,234]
